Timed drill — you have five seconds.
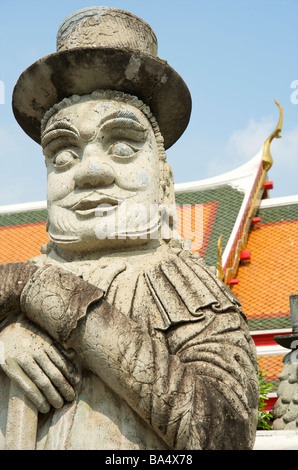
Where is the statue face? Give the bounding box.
[42,99,160,253]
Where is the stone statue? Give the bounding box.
[272,294,298,430]
[0,7,259,450]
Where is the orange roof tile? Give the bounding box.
[0,222,49,264]
[258,355,285,384]
[232,219,298,323]
[176,201,219,256]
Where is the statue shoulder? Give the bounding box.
[143,246,245,330]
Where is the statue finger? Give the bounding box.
[17,355,65,410]
[35,351,76,402]
[45,344,80,386]
[1,357,50,413]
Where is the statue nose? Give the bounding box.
[74,161,115,189]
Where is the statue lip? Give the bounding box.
[70,193,123,218]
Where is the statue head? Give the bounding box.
[41,90,177,254]
[12,7,192,257]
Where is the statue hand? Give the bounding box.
[0,318,80,413]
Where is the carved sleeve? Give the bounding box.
[65,299,259,450]
[20,265,104,343]
[19,264,259,450]
[0,263,38,329]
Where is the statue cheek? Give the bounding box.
[136,171,150,188]
[47,171,75,201]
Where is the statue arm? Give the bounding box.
[0,263,38,325]
[19,264,259,450]
[65,300,259,450]
[0,263,80,413]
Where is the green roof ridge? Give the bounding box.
[0,210,48,227]
[256,203,298,224]
[248,315,291,331]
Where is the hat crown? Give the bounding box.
[56,6,158,56]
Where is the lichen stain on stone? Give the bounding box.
[125,56,142,81]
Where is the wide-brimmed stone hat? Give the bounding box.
[12,6,192,150]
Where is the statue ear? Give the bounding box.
[159,161,177,240]
[160,161,174,206]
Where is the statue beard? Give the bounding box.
[46,203,173,246]
[94,201,161,241]
[47,205,81,244]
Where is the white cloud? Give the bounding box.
[203,116,276,178]
[223,117,298,169]
[225,116,277,161]
[204,116,298,197]
[273,125,298,165]
[269,125,298,197]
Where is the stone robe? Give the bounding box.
[0,241,259,450]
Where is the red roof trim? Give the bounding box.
[223,159,263,272]
[264,396,277,411]
[252,330,291,347]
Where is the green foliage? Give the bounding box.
[258,362,274,430]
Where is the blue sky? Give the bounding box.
[0,0,297,205]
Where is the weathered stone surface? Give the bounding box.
[56,6,158,55]
[272,295,298,430]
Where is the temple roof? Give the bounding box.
[0,201,48,264]
[175,148,267,276]
[233,196,298,332]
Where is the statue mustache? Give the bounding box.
[56,189,138,209]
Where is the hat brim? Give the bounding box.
[274,333,298,350]
[12,48,192,150]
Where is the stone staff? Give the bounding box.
[0,263,39,449]
[5,382,38,450]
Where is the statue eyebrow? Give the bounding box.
[41,120,80,149]
[99,110,147,135]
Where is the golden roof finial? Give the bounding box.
[262,99,283,171]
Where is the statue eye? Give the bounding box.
[108,142,138,160]
[54,150,78,170]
